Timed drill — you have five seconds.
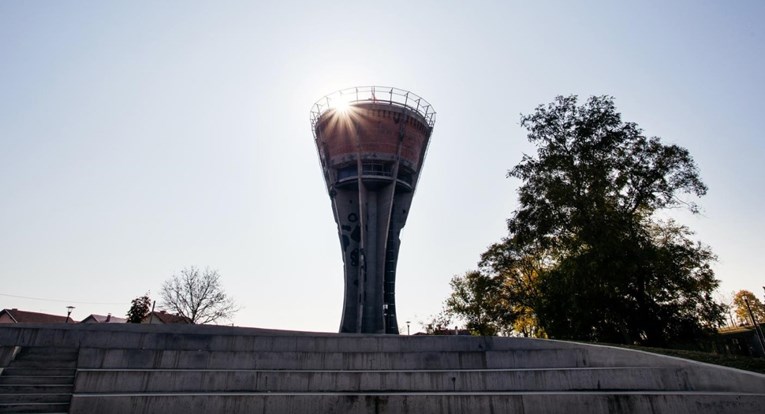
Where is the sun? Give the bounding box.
[311,89,364,137]
[332,94,354,114]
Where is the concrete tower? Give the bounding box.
[311,86,436,334]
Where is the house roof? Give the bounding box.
[80,314,127,324]
[0,308,74,323]
[143,311,192,324]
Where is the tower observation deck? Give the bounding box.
[311,86,436,334]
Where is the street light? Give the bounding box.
[744,298,765,355]
[66,306,75,324]
[406,321,411,335]
[383,304,389,332]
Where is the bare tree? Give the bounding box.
[160,266,239,324]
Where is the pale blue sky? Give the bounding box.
[1,1,763,332]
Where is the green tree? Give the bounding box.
[444,270,505,336]
[732,290,765,326]
[455,95,724,345]
[478,242,546,337]
[444,266,546,337]
[160,266,239,324]
[126,293,151,323]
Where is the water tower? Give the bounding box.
[311,86,436,334]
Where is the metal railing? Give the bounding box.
[310,86,436,131]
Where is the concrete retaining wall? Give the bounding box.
[2,324,764,414]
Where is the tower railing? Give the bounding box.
[310,86,436,135]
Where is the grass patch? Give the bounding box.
[618,345,765,374]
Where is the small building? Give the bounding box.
[80,313,127,324]
[142,310,192,324]
[0,308,74,324]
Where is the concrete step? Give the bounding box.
[0,393,71,404]
[73,366,765,394]
[8,360,76,369]
[79,347,671,370]
[0,324,643,354]
[0,385,73,394]
[0,376,74,385]
[15,347,78,359]
[0,346,76,414]
[0,368,75,377]
[0,402,68,413]
[68,391,765,414]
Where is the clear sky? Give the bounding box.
[1,1,763,332]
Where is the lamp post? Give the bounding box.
[383,304,389,333]
[66,306,75,324]
[406,321,411,335]
[744,298,765,355]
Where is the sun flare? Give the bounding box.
[332,94,354,114]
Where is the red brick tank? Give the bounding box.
[314,102,432,172]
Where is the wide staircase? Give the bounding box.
[0,347,77,413]
[0,324,764,413]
